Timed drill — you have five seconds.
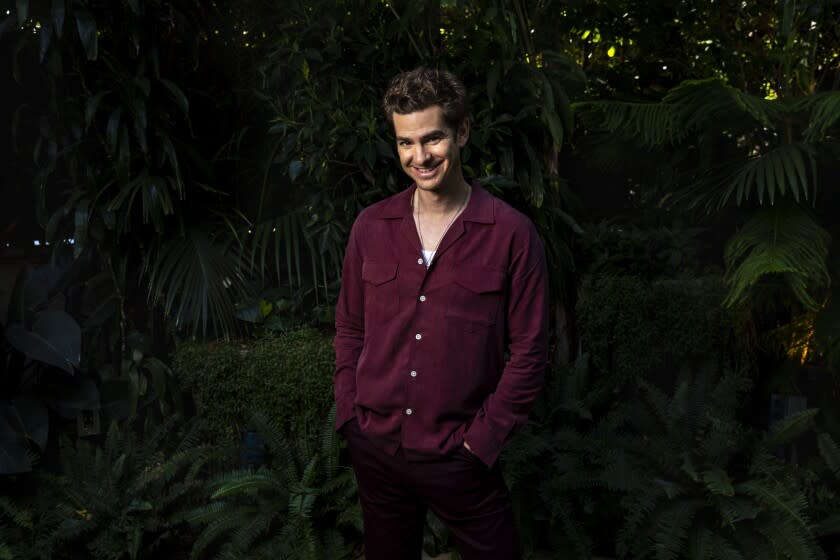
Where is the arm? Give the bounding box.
[464,221,549,466]
[333,218,365,432]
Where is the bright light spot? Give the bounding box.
[530,28,535,34]
[64,238,75,245]
[248,229,252,234]
[607,46,616,57]
[634,75,640,79]
[5,10,9,15]
[811,20,818,30]
[35,22,41,29]
[33,240,41,246]
[662,65,668,70]
[272,227,277,232]
[4,243,9,248]
[242,30,248,35]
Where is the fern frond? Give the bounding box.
[210,470,284,500]
[816,433,840,475]
[652,498,705,560]
[702,469,735,497]
[738,479,810,531]
[723,203,830,309]
[766,408,819,448]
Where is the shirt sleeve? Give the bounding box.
[333,217,365,432]
[463,219,549,466]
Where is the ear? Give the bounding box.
[456,119,470,147]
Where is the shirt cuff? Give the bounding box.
[335,395,356,433]
[463,418,505,468]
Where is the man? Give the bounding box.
[333,67,548,559]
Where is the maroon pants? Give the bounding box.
[342,419,521,560]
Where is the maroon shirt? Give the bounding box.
[333,182,548,467]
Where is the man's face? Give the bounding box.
[392,105,469,193]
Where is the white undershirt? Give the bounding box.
[422,249,436,267]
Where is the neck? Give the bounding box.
[414,178,470,215]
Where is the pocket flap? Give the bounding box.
[362,261,398,286]
[453,265,505,293]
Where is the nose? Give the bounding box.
[412,144,430,163]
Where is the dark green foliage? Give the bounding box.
[0,494,39,560]
[610,365,824,560]
[576,274,745,382]
[580,221,702,279]
[501,354,624,559]
[183,406,360,560]
[43,415,223,560]
[172,328,334,442]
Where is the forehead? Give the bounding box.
[392,105,451,138]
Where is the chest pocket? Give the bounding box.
[362,260,399,319]
[445,265,505,332]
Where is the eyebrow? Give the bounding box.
[396,130,448,143]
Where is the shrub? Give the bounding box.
[172,328,335,442]
[576,274,747,384]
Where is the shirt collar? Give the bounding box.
[378,179,495,224]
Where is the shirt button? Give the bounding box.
[419,295,426,302]
[417,258,424,265]
[406,408,413,415]
[415,333,422,340]
[410,370,417,377]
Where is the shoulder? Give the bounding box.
[355,188,411,223]
[484,191,540,242]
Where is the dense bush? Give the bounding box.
[576,274,748,383]
[173,328,334,442]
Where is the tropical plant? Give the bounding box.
[43,415,221,560]
[183,406,360,560]
[0,494,39,560]
[501,354,624,559]
[577,75,838,312]
[608,364,824,560]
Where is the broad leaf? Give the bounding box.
[5,310,81,372]
[74,9,98,60]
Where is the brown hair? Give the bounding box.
[382,67,469,132]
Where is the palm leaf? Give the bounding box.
[146,226,250,339]
[716,143,815,208]
[723,203,830,309]
[801,91,840,142]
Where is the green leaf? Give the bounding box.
[106,107,122,153]
[817,433,840,475]
[16,0,28,26]
[38,19,52,62]
[5,310,81,372]
[74,9,98,60]
[487,64,500,107]
[85,91,108,130]
[159,78,190,115]
[702,468,734,496]
[51,0,64,38]
[543,110,564,148]
[289,161,304,181]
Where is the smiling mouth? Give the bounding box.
[412,164,440,178]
